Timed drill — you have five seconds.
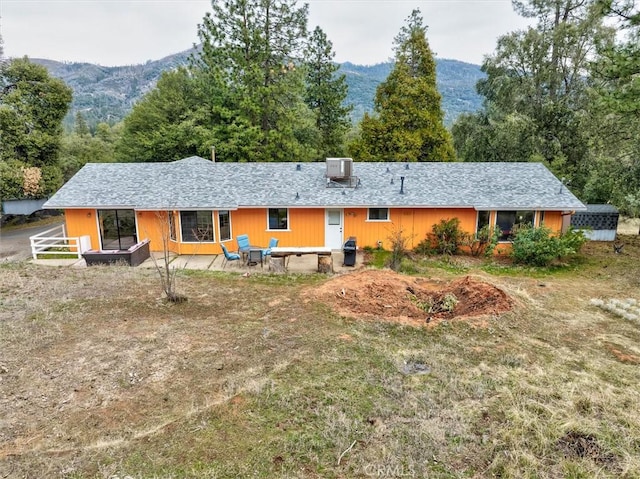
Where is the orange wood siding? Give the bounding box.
[64,209,99,250]
[540,211,563,232]
[344,207,478,250]
[231,208,325,249]
[66,207,569,256]
[135,211,181,254]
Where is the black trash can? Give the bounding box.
[343,237,357,266]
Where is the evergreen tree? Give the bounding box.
[60,122,119,181]
[74,111,90,137]
[349,9,454,162]
[116,67,212,162]
[304,26,352,159]
[193,0,317,162]
[583,0,640,215]
[452,0,611,189]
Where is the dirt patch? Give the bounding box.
[604,343,640,364]
[557,431,618,468]
[303,269,512,326]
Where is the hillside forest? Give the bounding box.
[0,0,638,216]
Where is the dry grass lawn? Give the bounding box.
[1,235,639,478]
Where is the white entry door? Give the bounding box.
[325,209,343,249]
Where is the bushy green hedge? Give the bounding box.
[510,226,587,266]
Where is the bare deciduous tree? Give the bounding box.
[147,211,187,303]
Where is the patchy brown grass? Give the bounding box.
[0,235,639,478]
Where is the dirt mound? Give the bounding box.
[304,269,512,326]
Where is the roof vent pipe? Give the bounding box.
[400,176,405,194]
[296,164,301,171]
[405,163,409,170]
[559,177,570,194]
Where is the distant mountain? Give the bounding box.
[33,49,484,130]
[341,60,485,126]
[33,49,195,131]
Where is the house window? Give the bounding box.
[180,211,214,242]
[98,209,137,250]
[476,211,490,236]
[218,210,231,241]
[268,208,288,230]
[496,210,534,241]
[368,208,389,221]
[168,211,176,241]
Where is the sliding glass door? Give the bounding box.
[98,209,137,250]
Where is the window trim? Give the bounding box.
[218,210,232,242]
[168,211,177,242]
[267,208,290,231]
[495,210,535,242]
[475,210,491,238]
[179,210,216,243]
[367,207,390,222]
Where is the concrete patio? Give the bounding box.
[30,249,365,274]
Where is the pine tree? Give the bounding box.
[349,9,454,162]
[304,26,352,159]
[74,111,90,137]
[452,0,610,186]
[194,0,317,161]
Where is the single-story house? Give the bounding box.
[43,156,586,255]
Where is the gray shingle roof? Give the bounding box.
[582,204,619,214]
[44,156,586,211]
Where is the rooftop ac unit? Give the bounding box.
[326,157,353,179]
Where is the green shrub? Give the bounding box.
[386,226,413,271]
[430,218,464,255]
[560,227,588,254]
[468,224,500,257]
[414,236,436,255]
[511,226,587,266]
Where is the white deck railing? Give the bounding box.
[29,225,91,260]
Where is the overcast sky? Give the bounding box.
[1,0,532,66]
